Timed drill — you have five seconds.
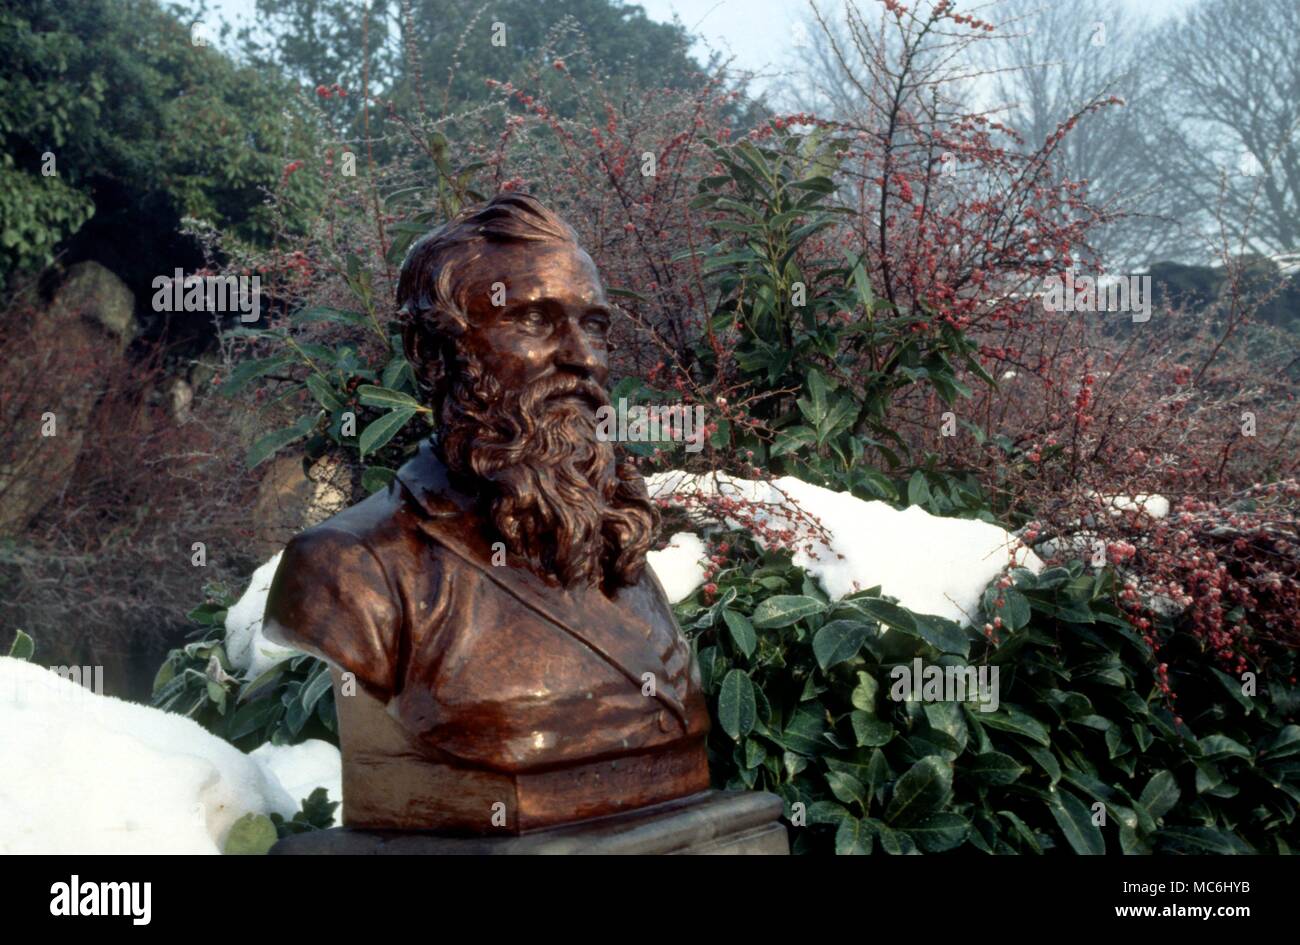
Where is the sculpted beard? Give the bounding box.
[438,348,659,589]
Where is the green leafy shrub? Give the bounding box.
[151,587,337,751]
[684,125,992,499]
[677,539,1300,854]
[216,134,486,487]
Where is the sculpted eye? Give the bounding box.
[517,309,549,331]
[583,314,611,337]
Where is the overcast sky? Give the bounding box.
[639,0,1199,80]
[204,0,1203,92]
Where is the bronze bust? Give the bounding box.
[263,193,711,833]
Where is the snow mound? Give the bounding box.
[1090,491,1170,520]
[250,740,342,825]
[647,532,708,604]
[646,471,1042,625]
[0,657,299,853]
[225,551,299,679]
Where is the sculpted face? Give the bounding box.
[457,242,613,397]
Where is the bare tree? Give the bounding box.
[1141,0,1300,259]
[776,0,980,122]
[975,0,1193,268]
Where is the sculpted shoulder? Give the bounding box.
[262,483,408,696]
[296,477,413,554]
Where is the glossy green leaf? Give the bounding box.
[834,817,874,854]
[1047,787,1105,855]
[1199,734,1252,762]
[885,756,953,826]
[851,671,878,713]
[361,466,397,494]
[722,609,757,659]
[966,751,1027,786]
[827,770,866,806]
[358,407,416,458]
[357,384,422,410]
[978,705,1051,746]
[718,669,757,740]
[1139,769,1180,820]
[874,821,918,855]
[245,414,316,469]
[223,813,278,855]
[908,812,969,853]
[1261,725,1300,761]
[813,619,872,670]
[6,629,34,661]
[752,595,825,628]
[304,374,343,411]
[851,711,895,748]
[219,355,290,397]
[1156,826,1253,855]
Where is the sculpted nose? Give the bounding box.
[553,317,605,379]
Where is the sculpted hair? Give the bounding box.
[397,193,577,336]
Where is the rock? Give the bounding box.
[248,453,351,558]
[167,378,193,423]
[0,262,136,535]
[48,261,136,341]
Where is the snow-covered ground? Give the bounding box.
[0,657,338,853]
[250,740,342,812]
[645,471,1043,625]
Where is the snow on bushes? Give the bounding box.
[646,471,1042,625]
[250,740,341,821]
[223,550,298,679]
[646,532,709,604]
[1090,492,1171,520]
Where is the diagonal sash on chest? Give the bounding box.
[397,451,688,727]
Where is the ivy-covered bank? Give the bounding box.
[154,539,1300,855]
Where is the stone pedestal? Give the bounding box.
[270,789,788,855]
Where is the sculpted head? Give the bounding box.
[397,193,658,590]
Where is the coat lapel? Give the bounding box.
[396,441,688,725]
